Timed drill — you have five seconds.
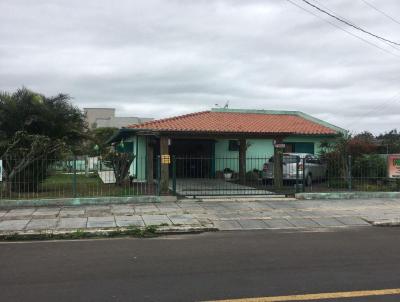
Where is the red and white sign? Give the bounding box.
[388,154,400,178]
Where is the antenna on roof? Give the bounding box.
[223,100,229,109]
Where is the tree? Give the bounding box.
[102,146,135,186]
[82,127,119,156]
[0,88,87,192]
[376,129,400,154]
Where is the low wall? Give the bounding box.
[0,195,177,208]
[296,192,400,200]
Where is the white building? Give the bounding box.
[83,108,153,129]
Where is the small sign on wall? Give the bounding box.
[161,154,171,164]
[388,154,400,178]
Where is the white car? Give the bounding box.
[262,153,327,186]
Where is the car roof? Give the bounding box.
[283,153,314,158]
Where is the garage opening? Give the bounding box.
[170,139,215,178]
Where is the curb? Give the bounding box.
[372,220,400,227]
[0,226,218,241]
[0,195,178,209]
[296,192,400,200]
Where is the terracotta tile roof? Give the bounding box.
[127,110,339,135]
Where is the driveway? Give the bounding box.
[173,178,272,196]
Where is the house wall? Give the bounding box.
[214,139,274,173]
[128,136,147,181]
[214,136,334,173]
[126,134,335,179]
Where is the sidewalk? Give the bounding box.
[1,197,399,237]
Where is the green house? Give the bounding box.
[110,108,345,193]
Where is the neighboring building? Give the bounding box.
[110,108,346,193]
[83,108,153,129]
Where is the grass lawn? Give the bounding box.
[0,173,156,200]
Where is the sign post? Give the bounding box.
[388,154,400,178]
[0,159,2,182]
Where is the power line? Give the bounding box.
[300,0,400,46]
[312,0,400,53]
[285,0,400,58]
[342,91,400,129]
[360,0,400,26]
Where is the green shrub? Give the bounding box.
[352,154,387,178]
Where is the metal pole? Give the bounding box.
[296,158,299,193]
[156,155,161,196]
[302,157,306,192]
[172,156,177,195]
[348,155,352,191]
[73,156,77,198]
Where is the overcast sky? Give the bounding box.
[1,0,400,134]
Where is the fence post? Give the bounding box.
[172,156,177,195]
[348,155,352,191]
[72,156,77,198]
[296,158,299,193]
[302,157,306,192]
[156,155,161,196]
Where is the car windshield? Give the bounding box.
[269,155,299,163]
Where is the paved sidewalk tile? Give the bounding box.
[289,218,320,228]
[248,202,274,211]
[59,208,85,218]
[156,204,182,212]
[263,219,295,229]
[85,207,112,217]
[27,218,58,230]
[133,204,160,214]
[57,218,87,229]
[238,219,268,229]
[115,216,145,227]
[111,205,135,215]
[4,208,36,218]
[336,216,370,226]
[168,214,199,225]
[223,203,252,211]
[141,214,171,226]
[33,208,60,218]
[0,219,30,231]
[213,220,243,230]
[312,217,345,227]
[87,216,116,228]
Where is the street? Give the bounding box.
[1,227,400,302]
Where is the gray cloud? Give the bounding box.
[1,0,400,134]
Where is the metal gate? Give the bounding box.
[170,156,304,197]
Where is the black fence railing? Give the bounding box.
[1,154,399,200]
[0,156,155,200]
[170,154,400,196]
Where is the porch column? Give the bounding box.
[146,138,154,184]
[159,136,170,195]
[273,137,284,190]
[239,138,246,184]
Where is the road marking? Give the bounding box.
[206,288,400,301]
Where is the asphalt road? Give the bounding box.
[1,228,400,302]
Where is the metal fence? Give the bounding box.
[0,156,155,200]
[172,156,299,196]
[1,154,399,200]
[171,154,400,196]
